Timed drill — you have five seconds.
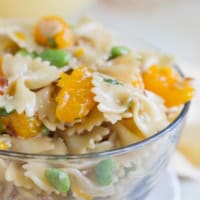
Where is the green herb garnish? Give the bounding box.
[124,163,137,176]
[41,125,50,136]
[17,49,38,58]
[0,108,14,116]
[103,78,123,85]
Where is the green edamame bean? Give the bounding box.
[95,158,116,186]
[0,107,14,116]
[17,49,38,58]
[110,46,129,59]
[45,168,70,193]
[40,49,70,68]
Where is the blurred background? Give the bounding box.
[0,0,199,199]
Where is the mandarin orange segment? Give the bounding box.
[55,28,73,49]
[56,67,95,123]
[142,65,194,107]
[34,15,73,48]
[1,113,41,138]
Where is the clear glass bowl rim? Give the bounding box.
[0,67,190,160]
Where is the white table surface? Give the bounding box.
[82,1,200,199]
[147,167,181,200]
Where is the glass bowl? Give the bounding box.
[0,101,190,200]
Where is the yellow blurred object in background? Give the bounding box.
[0,0,90,18]
[178,126,200,167]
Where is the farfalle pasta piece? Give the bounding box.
[145,90,167,113]
[71,44,106,70]
[5,162,35,189]
[0,54,62,116]
[11,136,67,155]
[132,92,168,137]
[76,17,113,53]
[65,168,114,197]
[88,141,114,153]
[60,126,110,154]
[0,78,36,116]
[36,87,65,131]
[0,35,19,54]
[138,50,173,70]
[11,137,55,154]
[8,26,43,52]
[99,53,142,86]
[2,54,60,89]
[92,72,134,123]
[0,159,8,181]
[23,163,58,194]
[0,19,43,52]
[66,107,105,136]
[107,130,121,149]
[43,137,68,155]
[113,122,142,146]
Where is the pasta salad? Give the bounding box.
[0,16,194,199]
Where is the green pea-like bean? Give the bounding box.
[45,168,70,193]
[95,158,116,186]
[39,49,70,68]
[110,46,129,59]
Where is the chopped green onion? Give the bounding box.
[103,78,123,85]
[45,168,70,193]
[17,49,38,58]
[41,125,50,136]
[124,163,136,176]
[0,108,14,116]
